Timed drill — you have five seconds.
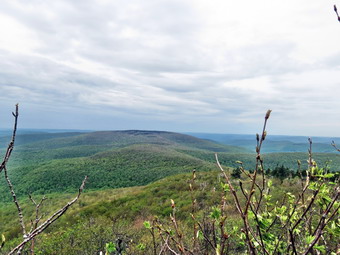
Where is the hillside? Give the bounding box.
[11,130,249,152]
[1,130,249,168]
[4,144,217,196]
[1,170,329,254]
[1,130,245,200]
[2,130,340,201]
[2,171,227,253]
[0,131,86,148]
[180,149,340,170]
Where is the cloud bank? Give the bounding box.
[0,0,339,136]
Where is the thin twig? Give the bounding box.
[302,201,338,255]
[334,5,340,22]
[191,214,216,251]
[8,176,88,255]
[291,189,319,231]
[28,194,47,255]
[289,229,298,255]
[0,104,19,174]
[169,199,188,255]
[3,166,27,237]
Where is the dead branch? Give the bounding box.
[8,176,88,255]
[3,165,27,238]
[1,105,88,254]
[28,195,47,255]
[334,5,340,22]
[0,104,18,174]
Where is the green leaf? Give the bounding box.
[143,221,151,229]
[258,217,271,229]
[232,226,239,233]
[197,230,204,240]
[215,244,221,255]
[306,235,314,244]
[105,242,116,253]
[248,210,255,220]
[286,192,295,199]
[323,173,334,178]
[314,245,326,253]
[309,182,318,191]
[0,234,5,249]
[267,180,272,188]
[220,182,230,192]
[280,215,288,222]
[239,232,246,240]
[330,221,336,230]
[293,228,301,235]
[210,206,221,220]
[263,232,275,242]
[137,243,146,251]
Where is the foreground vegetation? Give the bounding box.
[1,169,338,254]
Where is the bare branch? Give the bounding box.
[331,140,340,152]
[0,104,18,174]
[28,194,47,255]
[8,176,88,255]
[215,154,243,216]
[334,5,340,22]
[3,166,27,238]
[291,189,319,231]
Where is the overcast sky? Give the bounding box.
[0,0,339,136]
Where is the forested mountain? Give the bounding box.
[188,132,340,153]
[0,130,248,200]
[1,130,339,202]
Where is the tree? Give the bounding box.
[271,164,291,182]
[231,166,242,179]
[0,105,87,254]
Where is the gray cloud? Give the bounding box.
[0,0,340,136]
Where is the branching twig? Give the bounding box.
[28,194,47,255]
[291,189,319,231]
[191,214,216,251]
[0,105,89,254]
[0,104,18,174]
[215,110,272,255]
[169,199,188,255]
[8,176,88,255]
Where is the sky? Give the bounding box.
[0,0,340,136]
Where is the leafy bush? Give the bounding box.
[143,110,339,254]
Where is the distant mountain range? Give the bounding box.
[1,128,340,153]
[186,133,340,153]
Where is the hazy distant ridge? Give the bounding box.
[187,132,340,153]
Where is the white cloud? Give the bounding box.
[0,13,39,54]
